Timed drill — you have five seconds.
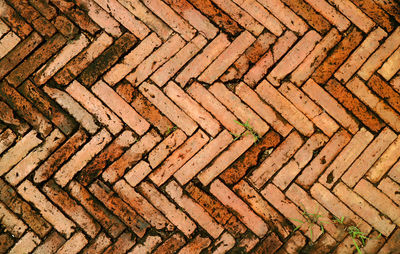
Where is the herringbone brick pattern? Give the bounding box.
[0,0,400,253]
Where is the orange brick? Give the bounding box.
[114,179,174,231]
[92,0,149,39]
[249,131,304,189]
[279,82,339,137]
[54,32,113,85]
[17,180,75,238]
[53,15,79,39]
[150,130,208,186]
[373,0,400,23]
[279,231,307,253]
[252,232,282,254]
[234,180,291,238]
[221,130,281,185]
[209,82,269,136]
[319,128,373,188]
[166,180,224,238]
[235,82,293,137]
[139,82,198,135]
[351,0,395,32]
[0,1,32,38]
[256,80,314,136]
[124,161,152,187]
[297,129,351,189]
[197,134,254,186]
[333,182,395,236]
[335,27,387,83]
[303,79,359,134]
[378,228,400,253]
[56,232,87,254]
[290,28,341,86]
[199,31,255,84]
[346,76,400,132]
[66,81,123,135]
[358,27,400,80]
[177,234,211,254]
[43,180,100,238]
[206,232,235,253]
[102,129,161,183]
[130,235,161,253]
[187,82,244,134]
[81,232,111,254]
[303,0,350,31]
[153,233,186,254]
[267,30,321,86]
[165,82,221,136]
[366,135,400,183]
[103,231,136,254]
[273,133,328,190]
[103,33,161,86]
[67,181,126,238]
[378,177,400,206]
[342,127,396,187]
[175,33,230,86]
[89,180,149,237]
[367,75,400,114]
[137,181,196,237]
[0,101,29,135]
[211,179,268,237]
[54,129,111,187]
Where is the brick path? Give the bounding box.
[0,0,400,253]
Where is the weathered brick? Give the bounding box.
[124,161,152,187]
[129,235,161,254]
[153,233,186,254]
[8,231,40,254]
[367,74,400,114]
[55,232,87,254]
[378,177,400,206]
[32,231,65,254]
[81,232,111,254]
[303,0,350,31]
[52,15,79,39]
[0,1,32,38]
[0,202,27,238]
[177,235,211,254]
[103,231,135,254]
[0,129,16,155]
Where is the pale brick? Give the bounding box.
[166,181,224,238]
[291,28,341,86]
[43,86,99,134]
[34,33,89,85]
[209,232,235,254]
[178,235,211,254]
[256,80,314,136]
[367,135,400,183]
[210,0,264,35]
[92,81,150,135]
[335,27,387,83]
[236,82,293,137]
[124,161,152,187]
[334,182,395,236]
[137,181,196,236]
[0,129,16,155]
[0,19,9,37]
[209,82,268,136]
[257,0,308,34]
[141,0,196,40]
[118,0,172,41]
[355,179,400,226]
[187,82,245,134]
[32,231,65,254]
[56,232,87,254]
[0,202,27,238]
[358,27,400,80]
[150,130,208,186]
[81,232,111,254]
[378,45,400,80]
[303,79,359,134]
[211,179,268,237]
[5,129,65,186]
[139,82,198,135]
[9,231,40,254]
[326,0,375,32]
[0,32,20,59]
[103,33,161,86]
[114,180,174,231]
[310,183,371,233]
[378,229,400,254]
[175,33,230,86]
[347,76,400,131]
[197,134,254,186]
[199,31,255,84]
[378,177,400,206]
[279,82,339,137]
[273,133,328,190]
[93,0,149,39]
[267,30,321,86]
[319,128,373,188]
[17,180,75,238]
[66,81,123,135]
[297,129,351,189]
[54,129,111,187]
[165,82,221,136]
[342,127,396,187]
[249,131,303,189]
[126,34,185,86]
[129,235,161,254]
[175,130,232,185]
[0,130,41,176]
[244,30,297,86]
[303,0,350,32]
[102,129,161,183]
[152,35,207,87]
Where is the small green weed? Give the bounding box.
[334,216,368,254]
[165,126,177,136]
[231,120,260,143]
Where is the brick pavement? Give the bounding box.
[0,0,400,253]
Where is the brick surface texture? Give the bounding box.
[0,0,400,253]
